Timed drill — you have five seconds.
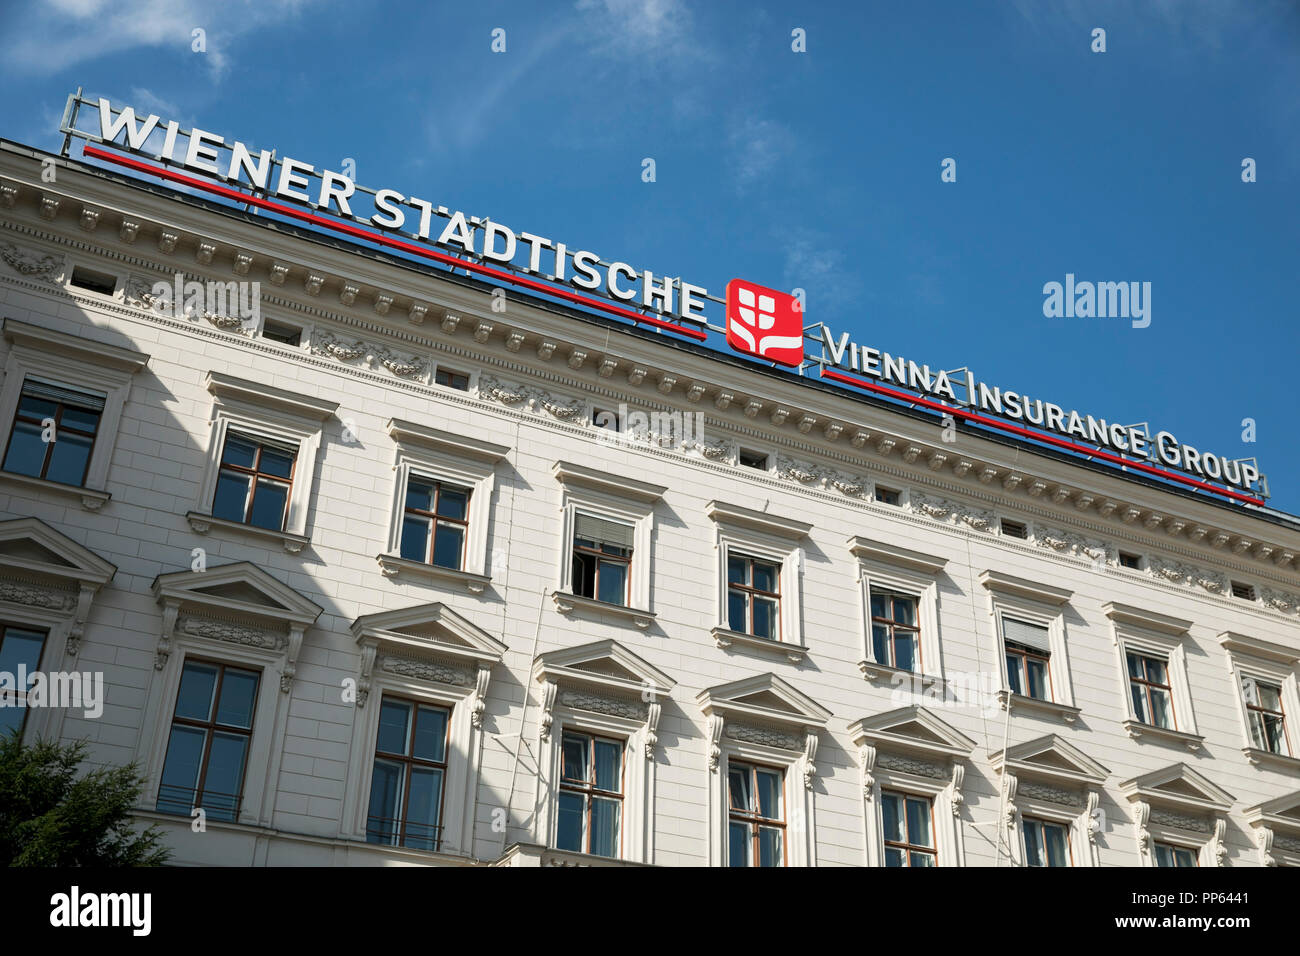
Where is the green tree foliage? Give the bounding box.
[0,732,170,866]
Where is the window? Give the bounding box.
[211,432,297,531]
[571,513,634,607]
[1023,817,1071,867]
[366,696,449,852]
[68,265,117,295]
[1004,617,1053,701]
[192,372,338,551]
[728,762,785,867]
[1231,581,1256,601]
[156,660,260,822]
[1118,551,1142,569]
[2,379,104,487]
[1242,678,1288,756]
[875,485,901,506]
[0,320,148,509]
[1000,518,1028,539]
[1128,652,1175,730]
[0,624,47,737]
[435,367,470,391]
[881,790,936,867]
[738,448,769,470]
[592,408,621,433]
[870,591,920,672]
[400,477,470,570]
[555,731,624,858]
[727,553,781,640]
[1154,842,1198,868]
[259,319,302,346]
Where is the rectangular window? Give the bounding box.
[1118,552,1142,569]
[2,379,105,487]
[399,476,470,570]
[727,553,781,640]
[555,731,624,858]
[1154,842,1198,867]
[435,367,470,391]
[880,790,936,867]
[1023,818,1071,867]
[1231,581,1255,601]
[727,762,785,867]
[211,432,297,531]
[1128,652,1175,730]
[571,513,633,606]
[366,696,449,852]
[871,591,920,672]
[1003,617,1052,700]
[1243,677,1289,755]
[738,448,769,470]
[260,320,302,346]
[0,624,48,738]
[875,486,901,506]
[68,265,117,295]
[156,660,260,822]
[1000,519,1028,540]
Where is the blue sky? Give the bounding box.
[4,0,1298,511]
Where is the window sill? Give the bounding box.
[997,689,1081,723]
[712,626,807,663]
[1121,719,1204,751]
[376,554,490,593]
[858,659,942,687]
[1242,747,1300,772]
[0,470,111,511]
[186,511,309,554]
[551,590,654,629]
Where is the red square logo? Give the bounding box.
[725,279,804,367]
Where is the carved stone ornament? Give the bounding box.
[1150,807,1210,833]
[726,723,802,752]
[311,330,426,378]
[1261,587,1300,614]
[775,454,866,497]
[909,492,997,532]
[559,689,646,721]
[0,240,63,283]
[378,653,470,687]
[0,581,75,610]
[1018,780,1082,807]
[177,614,283,651]
[878,752,948,780]
[478,374,582,419]
[1033,526,1109,564]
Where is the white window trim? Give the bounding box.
[1120,764,1234,868]
[700,673,831,867]
[851,537,946,685]
[707,500,810,659]
[377,418,509,592]
[342,602,505,858]
[850,706,973,868]
[1016,811,1084,868]
[1219,631,1300,770]
[138,562,323,829]
[0,318,149,509]
[979,570,1078,721]
[1244,792,1300,867]
[0,518,117,744]
[552,461,665,628]
[189,372,338,552]
[1104,602,1202,749]
[531,640,675,864]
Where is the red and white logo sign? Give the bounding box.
[725,279,804,367]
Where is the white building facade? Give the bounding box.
[1,138,1299,868]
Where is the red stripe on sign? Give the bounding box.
[820,367,1264,506]
[82,144,709,342]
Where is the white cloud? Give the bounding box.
[3,0,318,81]
[727,115,791,192]
[574,0,699,58]
[129,87,179,118]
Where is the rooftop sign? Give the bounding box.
[58,94,1267,505]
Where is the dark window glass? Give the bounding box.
[727,762,784,867]
[870,591,920,671]
[211,432,297,531]
[727,554,781,639]
[400,477,471,570]
[571,513,633,607]
[2,380,105,487]
[881,790,936,866]
[157,660,260,821]
[554,731,624,858]
[435,368,470,391]
[366,697,450,852]
[0,625,48,737]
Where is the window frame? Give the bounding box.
[1153,841,1200,868]
[570,512,635,608]
[880,788,938,867]
[852,540,947,686]
[365,694,452,852]
[211,430,299,532]
[1,378,105,487]
[1220,631,1300,769]
[399,474,473,572]
[726,551,782,641]
[0,319,148,509]
[0,621,49,740]
[1127,651,1176,730]
[555,729,627,859]
[1022,815,1074,868]
[726,760,787,867]
[1106,603,1200,748]
[982,572,1078,720]
[155,657,262,822]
